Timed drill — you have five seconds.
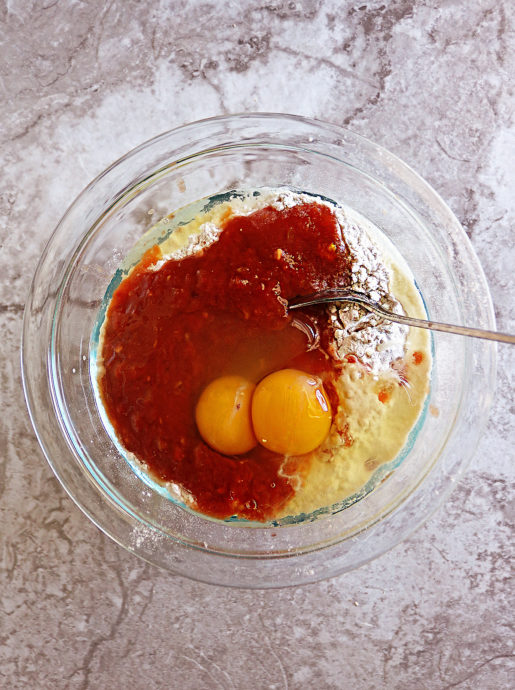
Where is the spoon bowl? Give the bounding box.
[289,288,515,345]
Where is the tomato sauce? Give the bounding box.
[413,350,424,365]
[99,202,352,521]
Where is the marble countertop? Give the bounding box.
[1,1,513,688]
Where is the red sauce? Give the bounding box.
[413,350,424,365]
[378,389,390,404]
[99,202,353,521]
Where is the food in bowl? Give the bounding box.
[93,188,431,523]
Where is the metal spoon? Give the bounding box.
[288,288,515,345]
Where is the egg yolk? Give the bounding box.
[195,375,257,455]
[251,368,332,456]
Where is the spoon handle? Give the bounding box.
[288,289,515,345]
[370,308,515,344]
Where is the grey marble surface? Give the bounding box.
[1,1,514,688]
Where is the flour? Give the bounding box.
[326,207,409,376]
[170,221,222,259]
[151,221,223,271]
[158,188,409,375]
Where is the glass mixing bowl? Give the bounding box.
[22,114,496,588]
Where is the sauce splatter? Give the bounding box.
[378,389,390,404]
[413,350,424,365]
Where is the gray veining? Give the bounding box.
[1,1,514,688]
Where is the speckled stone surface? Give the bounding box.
[1,1,514,688]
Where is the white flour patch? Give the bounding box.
[151,221,223,270]
[327,207,408,375]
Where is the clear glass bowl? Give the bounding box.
[22,114,496,588]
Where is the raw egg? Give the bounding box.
[251,368,332,456]
[195,375,257,455]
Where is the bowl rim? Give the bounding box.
[21,112,497,588]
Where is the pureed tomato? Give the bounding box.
[99,202,352,521]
